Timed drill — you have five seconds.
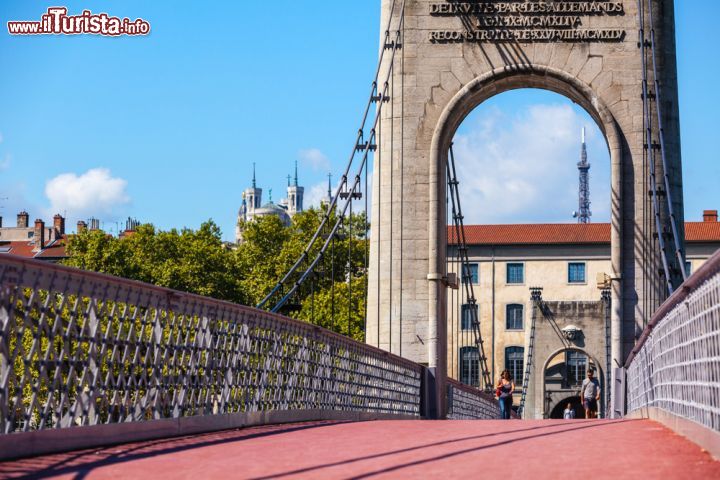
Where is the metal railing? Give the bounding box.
[446,379,501,420]
[625,249,720,432]
[0,255,422,437]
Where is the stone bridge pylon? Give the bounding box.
[366,0,685,396]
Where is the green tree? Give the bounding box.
[234,215,291,306]
[65,211,370,339]
[296,276,367,342]
[65,220,244,304]
[235,207,369,340]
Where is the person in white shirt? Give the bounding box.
[580,369,601,419]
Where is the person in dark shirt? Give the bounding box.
[496,370,515,419]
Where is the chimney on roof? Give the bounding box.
[17,211,29,228]
[703,210,718,223]
[77,220,87,233]
[33,219,45,252]
[89,218,100,231]
[0,216,3,228]
[53,214,65,237]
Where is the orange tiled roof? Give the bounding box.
[685,222,720,243]
[34,236,68,259]
[0,235,69,260]
[0,241,37,258]
[449,222,720,245]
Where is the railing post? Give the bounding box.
[0,299,8,434]
[612,367,626,418]
[421,366,444,419]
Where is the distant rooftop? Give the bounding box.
[449,220,720,246]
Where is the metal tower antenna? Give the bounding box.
[573,128,592,224]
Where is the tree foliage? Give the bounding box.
[66,221,245,304]
[64,210,369,340]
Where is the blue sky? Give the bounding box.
[0,1,717,240]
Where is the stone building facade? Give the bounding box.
[447,212,720,418]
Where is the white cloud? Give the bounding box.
[453,103,610,224]
[299,148,331,172]
[304,181,330,209]
[44,168,130,219]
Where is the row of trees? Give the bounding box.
[64,209,369,341]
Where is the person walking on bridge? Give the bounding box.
[580,368,601,419]
[496,370,515,419]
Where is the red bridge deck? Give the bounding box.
[1,419,718,479]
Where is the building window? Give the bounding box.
[566,351,588,387]
[507,263,524,284]
[685,261,692,277]
[505,347,524,384]
[568,262,586,283]
[460,346,479,387]
[461,303,478,330]
[506,304,524,330]
[463,263,479,284]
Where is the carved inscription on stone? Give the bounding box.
[429,1,626,43]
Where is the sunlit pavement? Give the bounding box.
[1,419,718,479]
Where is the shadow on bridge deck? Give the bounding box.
[0,419,717,479]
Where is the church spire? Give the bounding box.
[252,162,257,189]
[286,161,304,216]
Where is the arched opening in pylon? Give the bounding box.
[443,86,613,417]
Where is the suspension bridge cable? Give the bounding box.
[376,87,383,346]
[445,184,453,377]
[399,18,405,357]
[257,1,406,311]
[331,233,336,330]
[348,195,353,337]
[311,275,315,323]
[271,116,384,313]
[364,136,369,343]
[258,4,406,313]
[448,144,492,391]
[646,0,687,283]
[638,0,674,296]
[390,67,395,353]
[518,289,541,418]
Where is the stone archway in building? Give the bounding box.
[549,396,585,420]
[429,69,621,389]
[541,346,605,419]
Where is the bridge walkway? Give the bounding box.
[1,419,718,479]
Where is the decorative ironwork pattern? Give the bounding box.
[446,379,501,420]
[626,250,720,432]
[0,256,422,435]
